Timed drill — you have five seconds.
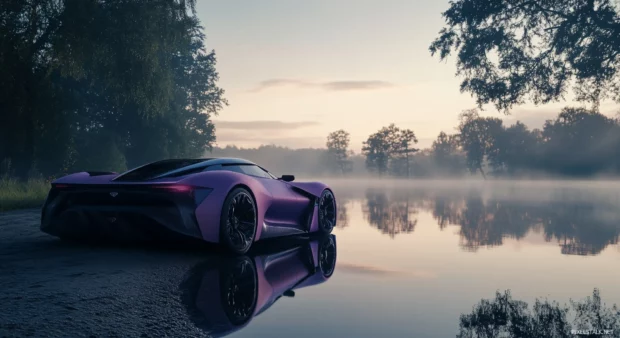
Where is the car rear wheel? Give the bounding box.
[318,189,336,234]
[220,256,258,326]
[220,187,257,254]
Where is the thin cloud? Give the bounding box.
[249,78,396,92]
[322,81,395,91]
[214,120,320,130]
[249,79,314,92]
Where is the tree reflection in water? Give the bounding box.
[362,189,417,238]
[458,289,620,338]
[359,187,620,255]
[336,198,350,229]
[455,196,538,252]
[431,194,465,230]
[447,197,620,255]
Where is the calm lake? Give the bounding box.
[230,179,620,338]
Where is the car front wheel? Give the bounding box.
[220,187,257,254]
[318,189,337,234]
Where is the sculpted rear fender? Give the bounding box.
[188,171,271,243]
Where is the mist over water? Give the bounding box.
[320,178,620,206]
[232,179,620,338]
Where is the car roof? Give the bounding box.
[148,157,256,166]
[199,157,257,166]
[148,157,258,176]
[113,157,259,181]
[147,157,261,179]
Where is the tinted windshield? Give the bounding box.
[222,164,274,179]
[113,159,206,181]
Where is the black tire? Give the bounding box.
[220,187,258,254]
[219,256,259,326]
[318,235,337,278]
[318,189,337,234]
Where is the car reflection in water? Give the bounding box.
[179,235,337,337]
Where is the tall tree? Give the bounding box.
[430,0,620,112]
[0,0,64,178]
[0,0,226,178]
[363,124,421,177]
[540,107,620,175]
[431,131,464,175]
[494,122,540,174]
[362,132,391,175]
[363,124,398,175]
[393,129,418,177]
[457,109,504,178]
[326,129,352,175]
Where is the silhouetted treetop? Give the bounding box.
[430,0,620,112]
[458,288,620,338]
[362,124,420,176]
[326,130,353,175]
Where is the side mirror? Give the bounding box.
[280,175,295,182]
[283,290,295,298]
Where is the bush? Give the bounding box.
[0,178,50,211]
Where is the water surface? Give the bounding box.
[231,179,620,338]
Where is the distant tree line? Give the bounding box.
[0,0,226,180]
[454,107,620,177]
[347,107,620,178]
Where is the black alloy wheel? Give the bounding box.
[221,188,257,254]
[319,235,337,278]
[318,189,337,234]
[220,256,258,326]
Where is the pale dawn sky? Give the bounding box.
[196,0,619,153]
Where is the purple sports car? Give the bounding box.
[41,158,337,253]
[181,234,337,337]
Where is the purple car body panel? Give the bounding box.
[287,181,333,233]
[287,181,330,198]
[185,170,273,242]
[41,158,335,246]
[184,235,337,337]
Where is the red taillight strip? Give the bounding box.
[51,183,193,193]
[150,185,193,193]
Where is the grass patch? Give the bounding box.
[0,178,50,212]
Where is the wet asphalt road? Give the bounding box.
[0,209,218,338]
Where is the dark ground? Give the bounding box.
[0,209,218,338]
